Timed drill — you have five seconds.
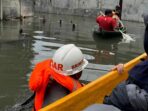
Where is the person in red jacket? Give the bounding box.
[96,9,117,31]
[29,44,88,111]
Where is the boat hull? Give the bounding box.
[40,53,147,111]
[93,27,126,38]
[93,30,122,37]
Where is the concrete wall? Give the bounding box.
[0,0,1,20]
[34,0,148,22]
[36,0,98,9]
[0,0,33,19]
[34,0,120,17]
[122,0,148,22]
[3,0,20,18]
[100,0,119,10]
[0,0,148,22]
[21,0,34,17]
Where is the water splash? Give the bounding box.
[119,31,135,43]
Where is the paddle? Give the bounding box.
[99,11,105,16]
[118,30,135,42]
[118,18,136,42]
[118,20,134,41]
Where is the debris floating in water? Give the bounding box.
[33,36,56,40]
[34,31,44,34]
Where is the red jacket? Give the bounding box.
[29,59,83,111]
[96,16,117,31]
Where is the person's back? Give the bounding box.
[96,9,117,31]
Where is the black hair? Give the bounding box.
[105,9,112,15]
[115,5,121,10]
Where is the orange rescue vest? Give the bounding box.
[29,59,83,111]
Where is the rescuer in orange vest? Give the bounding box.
[29,44,88,111]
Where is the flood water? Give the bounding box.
[0,14,145,110]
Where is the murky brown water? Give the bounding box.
[0,13,145,110]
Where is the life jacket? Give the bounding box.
[29,59,83,111]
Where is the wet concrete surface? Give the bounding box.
[0,13,146,110]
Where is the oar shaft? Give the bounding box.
[118,19,124,27]
[100,11,105,16]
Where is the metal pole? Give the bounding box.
[0,0,3,20]
[119,0,123,19]
[19,0,21,17]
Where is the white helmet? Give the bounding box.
[51,44,88,76]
